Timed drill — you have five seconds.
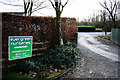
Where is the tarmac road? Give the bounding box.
[60,32,120,79]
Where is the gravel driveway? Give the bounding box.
[60,32,120,79]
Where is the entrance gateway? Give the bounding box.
[8,36,33,60]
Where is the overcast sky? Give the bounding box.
[0,0,104,21]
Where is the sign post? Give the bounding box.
[8,36,33,60]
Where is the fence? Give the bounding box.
[111,28,120,45]
[33,41,49,51]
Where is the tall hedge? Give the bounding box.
[2,13,78,52]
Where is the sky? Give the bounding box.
[0,0,104,21]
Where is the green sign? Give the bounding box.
[9,36,33,60]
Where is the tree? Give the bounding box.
[49,0,69,46]
[0,0,48,16]
[23,0,48,16]
[99,0,119,28]
[100,10,108,36]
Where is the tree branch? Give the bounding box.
[32,6,47,12]
[60,0,69,13]
[99,0,119,27]
[49,0,55,9]
[99,2,107,10]
[109,0,113,10]
[33,1,44,10]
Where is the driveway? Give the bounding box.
[60,32,120,79]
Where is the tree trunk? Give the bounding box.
[105,28,107,37]
[103,12,107,37]
[113,19,116,28]
[56,11,64,46]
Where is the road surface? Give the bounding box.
[60,32,120,79]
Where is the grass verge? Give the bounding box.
[97,35,119,45]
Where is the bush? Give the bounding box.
[12,43,80,73]
[12,57,47,73]
[95,28,103,32]
[78,26,96,32]
[44,43,80,68]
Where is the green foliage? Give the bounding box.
[12,57,47,73]
[12,43,80,73]
[65,41,77,48]
[43,43,80,68]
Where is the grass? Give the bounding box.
[78,26,96,28]
[97,35,118,45]
[35,69,66,80]
[2,68,66,80]
[2,69,33,80]
[47,69,66,79]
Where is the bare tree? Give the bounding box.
[99,0,119,28]
[100,10,108,36]
[49,0,69,46]
[23,0,48,16]
[0,0,48,16]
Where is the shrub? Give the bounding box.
[12,57,47,73]
[43,43,80,68]
[12,43,80,73]
[95,28,103,32]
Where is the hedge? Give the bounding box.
[2,13,78,53]
[78,26,95,32]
